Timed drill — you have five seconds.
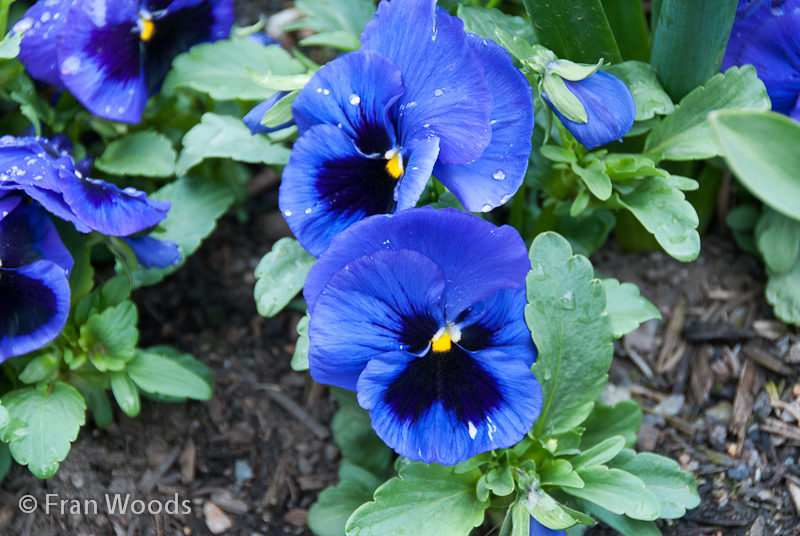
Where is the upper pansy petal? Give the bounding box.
[308,248,446,391]
[456,284,537,367]
[244,92,293,134]
[123,235,182,269]
[304,207,530,318]
[292,50,402,153]
[433,33,533,212]
[544,71,636,150]
[58,0,147,123]
[14,0,76,86]
[143,0,235,94]
[356,346,542,465]
[0,203,73,274]
[530,519,565,536]
[361,0,492,164]
[0,260,71,362]
[58,177,170,236]
[280,125,436,257]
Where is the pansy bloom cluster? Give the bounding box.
[14,0,235,123]
[279,0,534,256]
[0,135,179,362]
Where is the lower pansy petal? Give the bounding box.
[309,248,446,390]
[433,33,533,212]
[304,206,530,318]
[530,519,565,536]
[357,347,542,465]
[361,0,492,164]
[292,50,402,153]
[123,235,182,269]
[14,0,75,86]
[0,260,71,362]
[280,125,411,257]
[59,177,170,236]
[456,284,537,367]
[0,203,73,274]
[244,92,293,134]
[58,0,147,123]
[394,136,440,211]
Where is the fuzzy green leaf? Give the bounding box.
[755,209,800,274]
[79,301,139,372]
[331,389,393,476]
[766,256,800,326]
[127,349,212,401]
[309,462,383,536]
[262,90,299,128]
[95,131,176,178]
[563,466,661,520]
[254,238,316,318]
[602,278,661,338]
[572,160,611,200]
[110,372,141,418]
[285,0,376,37]
[538,459,584,488]
[457,6,536,44]
[579,500,662,536]
[299,31,362,51]
[346,463,486,536]
[2,383,86,479]
[569,436,626,470]
[580,400,642,450]
[292,315,311,371]
[526,233,614,435]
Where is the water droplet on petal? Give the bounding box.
[422,123,430,128]
[434,89,443,97]
[304,208,312,214]
[284,210,292,217]
[349,94,360,105]
[322,89,330,95]
[493,169,505,180]
[316,88,322,93]
[481,204,492,213]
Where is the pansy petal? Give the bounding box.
[292,50,402,153]
[530,519,565,536]
[58,0,147,123]
[394,136,440,211]
[14,0,75,86]
[361,0,492,164]
[0,203,73,274]
[244,92,293,134]
[304,207,530,318]
[0,260,71,362]
[433,33,533,212]
[0,137,64,191]
[544,71,636,150]
[8,183,91,234]
[59,177,170,236]
[308,248,446,390]
[357,347,542,465]
[456,284,537,367]
[0,193,22,220]
[143,0,235,93]
[280,125,434,257]
[792,93,800,120]
[123,236,182,269]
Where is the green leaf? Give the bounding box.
[608,450,701,518]
[126,176,234,287]
[600,0,650,62]
[548,210,616,258]
[95,131,177,178]
[710,109,800,221]
[254,238,316,317]
[538,459,584,488]
[18,353,60,384]
[563,466,661,521]
[494,28,538,64]
[0,403,7,433]
[69,374,113,429]
[580,400,642,450]
[309,462,383,536]
[612,176,700,262]
[53,219,94,307]
[0,442,11,483]
[540,145,577,164]
[649,0,738,101]
[110,372,141,418]
[177,113,291,175]
[522,0,621,64]
[579,500,662,536]
[127,349,213,401]
[299,31,362,52]
[456,6,537,44]
[346,463,486,536]
[79,301,139,372]
[571,160,611,200]
[291,315,311,371]
[756,209,800,274]
[331,389,393,476]
[2,383,86,479]
[569,436,626,470]
[0,31,21,59]
[163,40,303,101]
[526,233,614,435]
[524,488,578,530]
[644,66,770,161]
[485,466,515,497]
[602,62,674,121]
[510,501,530,536]
[286,0,376,37]
[262,90,298,128]
[543,73,588,124]
[602,278,661,338]
[247,69,312,91]
[766,256,800,326]
[726,204,760,233]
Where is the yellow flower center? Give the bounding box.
[431,333,452,353]
[385,150,404,179]
[140,19,155,41]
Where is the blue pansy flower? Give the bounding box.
[0,201,73,362]
[530,519,564,536]
[244,91,294,135]
[305,207,543,465]
[542,70,636,150]
[723,0,800,120]
[121,235,182,268]
[14,0,234,123]
[0,135,180,268]
[279,0,534,257]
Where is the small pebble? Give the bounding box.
[204,502,233,534]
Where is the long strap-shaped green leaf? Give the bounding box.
[600,0,651,62]
[522,0,622,64]
[650,0,738,101]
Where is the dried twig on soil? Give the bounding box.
[657,300,685,373]
[729,361,760,454]
[138,445,182,494]
[759,417,800,442]
[256,384,330,440]
[744,344,796,376]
